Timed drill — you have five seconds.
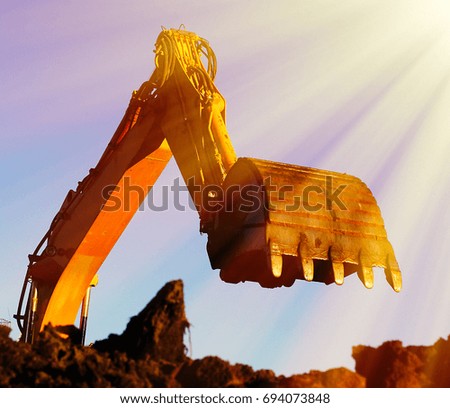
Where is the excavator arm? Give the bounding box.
[16,28,401,343]
[16,77,172,342]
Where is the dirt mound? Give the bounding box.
[0,280,447,387]
[94,280,188,363]
[353,336,450,387]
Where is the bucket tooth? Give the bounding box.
[270,253,283,278]
[298,239,314,281]
[329,246,344,285]
[301,258,314,281]
[357,251,374,289]
[385,255,402,292]
[332,262,344,285]
[357,266,374,289]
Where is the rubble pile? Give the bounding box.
[0,280,448,387]
[353,336,450,387]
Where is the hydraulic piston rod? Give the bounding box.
[79,275,98,345]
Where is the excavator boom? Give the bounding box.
[16,80,172,341]
[16,28,401,342]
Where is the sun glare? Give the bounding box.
[412,0,450,52]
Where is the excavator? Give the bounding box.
[15,28,402,344]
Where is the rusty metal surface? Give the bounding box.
[207,157,401,291]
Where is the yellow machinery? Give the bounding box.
[15,29,401,343]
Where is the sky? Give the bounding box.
[1,0,449,376]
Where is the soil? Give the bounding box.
[0,280,448,387]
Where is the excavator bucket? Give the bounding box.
[206,158,401,292]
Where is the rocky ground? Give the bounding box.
[1,280,449,387]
